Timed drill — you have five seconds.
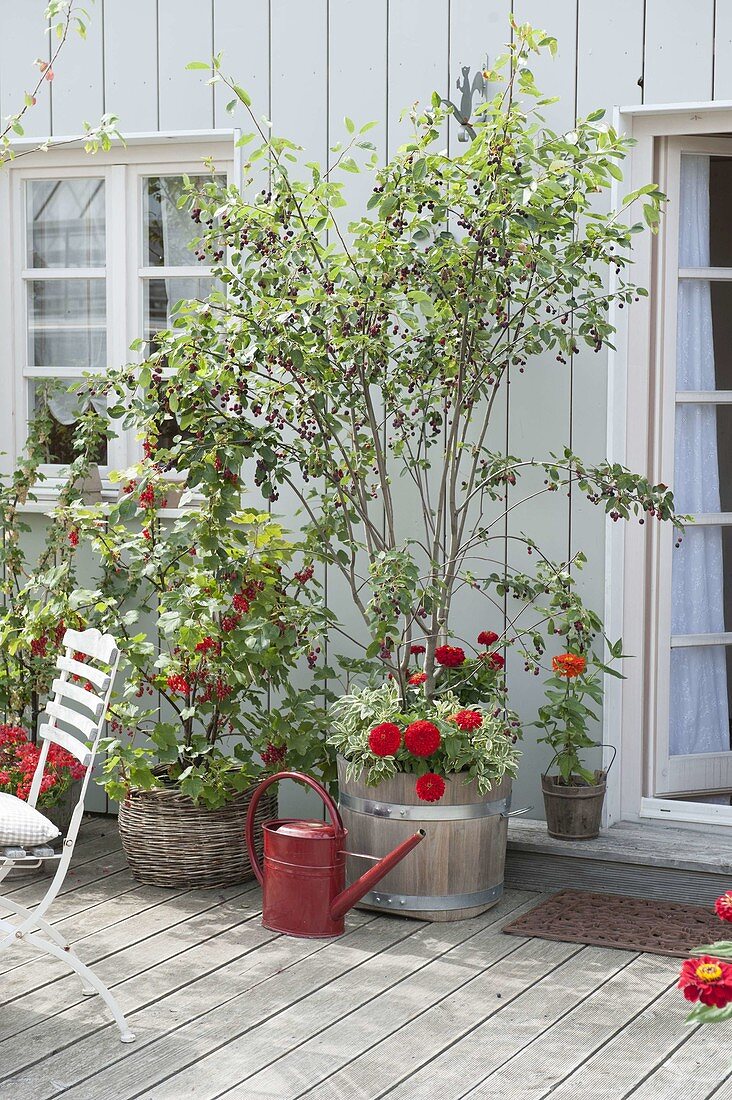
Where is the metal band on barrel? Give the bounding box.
[338,791,511,821]
[360,883,504,911]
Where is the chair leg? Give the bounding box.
[26,932,135,1043]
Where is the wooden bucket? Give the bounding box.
[337,757,514,922]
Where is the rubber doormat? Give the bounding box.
[502,890,724,958]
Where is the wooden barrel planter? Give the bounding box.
[118,781,277,889]
[337,757,515,921]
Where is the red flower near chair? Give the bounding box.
[404,720,441,757]
[368,722,402,757]
[679,956,732,1008]
[415,773,446,802]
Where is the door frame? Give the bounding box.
[605,100,732,828]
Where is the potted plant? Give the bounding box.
[27,450,333,889]
[535,612,624,839]
[329,638,521,919]
[103,23,682,910]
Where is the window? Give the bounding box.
[6,143,232,491]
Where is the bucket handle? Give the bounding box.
[542,742,617,780]
[502,805,533,818]
[245,771,344,886]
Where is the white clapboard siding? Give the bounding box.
[104,0,159,132]
[576,0,644,118]
[714,0,732,101]
[643,0,715,105]
[158,0,214,131]
[50,2,104,136]
[0,0,51,138]
[213,0,270,130]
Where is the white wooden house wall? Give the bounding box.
[0,0,726,817]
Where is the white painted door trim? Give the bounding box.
[605,102,732,827]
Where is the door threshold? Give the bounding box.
[640,795,732,828]
[505,817,732,905]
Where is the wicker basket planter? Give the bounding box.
[118,781,278,889]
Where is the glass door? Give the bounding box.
[655,142,732,803]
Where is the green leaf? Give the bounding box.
[186,61,211,70]
[344,116,355,134]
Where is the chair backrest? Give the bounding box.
[28,627,120,811]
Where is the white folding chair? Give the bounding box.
[0,627,134,1043]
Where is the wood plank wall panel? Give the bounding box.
[643,0,715,104]
[576,0,644,118]
[269,0,329,820]
[714,0,732,100]
[0,0,51,138]
[104,0,159,132]
[445,1,512,667]
[158,0,214,131]
[212,0,270,130]
[50,1,105,136]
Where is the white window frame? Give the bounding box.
[605,100,732,828]
[0,132,234,504]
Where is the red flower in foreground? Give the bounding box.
[715,892,732,923]
[415,773,446,802]
[408,671,427,686]
[679,956,732,1007]
[434,645,465,668]
[450,709,483,732]
[552,653,587,679]
[368,722,402,757]
[404,720,441,757]
[478,630,499,647]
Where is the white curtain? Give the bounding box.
[670,155,730,759]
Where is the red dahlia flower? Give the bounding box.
[410,644,426,655]
[679,956,732,1007]
[434,645,465,668]
[552,653,587,678]
[408,671,427,686]
[715,892,732,923]
[450,709,483,731]
[368,722,402,757]
[477,630,499,647]
[404,720,441,757]
[415,773,446,802]
[484,651,505,670]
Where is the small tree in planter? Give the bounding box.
[94,22,682,911]
[19,444,331,887]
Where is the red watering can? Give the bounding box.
[245,771,425,938]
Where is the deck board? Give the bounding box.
[0,819,723,1100]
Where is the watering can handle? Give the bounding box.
[245,771,344,885]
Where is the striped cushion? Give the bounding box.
[0,793,60,846]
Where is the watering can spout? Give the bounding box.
[330,829,426,921]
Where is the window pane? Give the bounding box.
[143,276,214,349]
[670,645,732,756]
[676,280,732,392]
[27,278,106,370]
[673,403,732,513]
[709,157,732,269]
[29,379,107,465]
[26,179,105,268]
[672,526,732,633]
[144,175,225,266]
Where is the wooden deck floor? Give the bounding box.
[0,817,728,1100]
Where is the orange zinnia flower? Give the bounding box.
[552,653,587,679]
